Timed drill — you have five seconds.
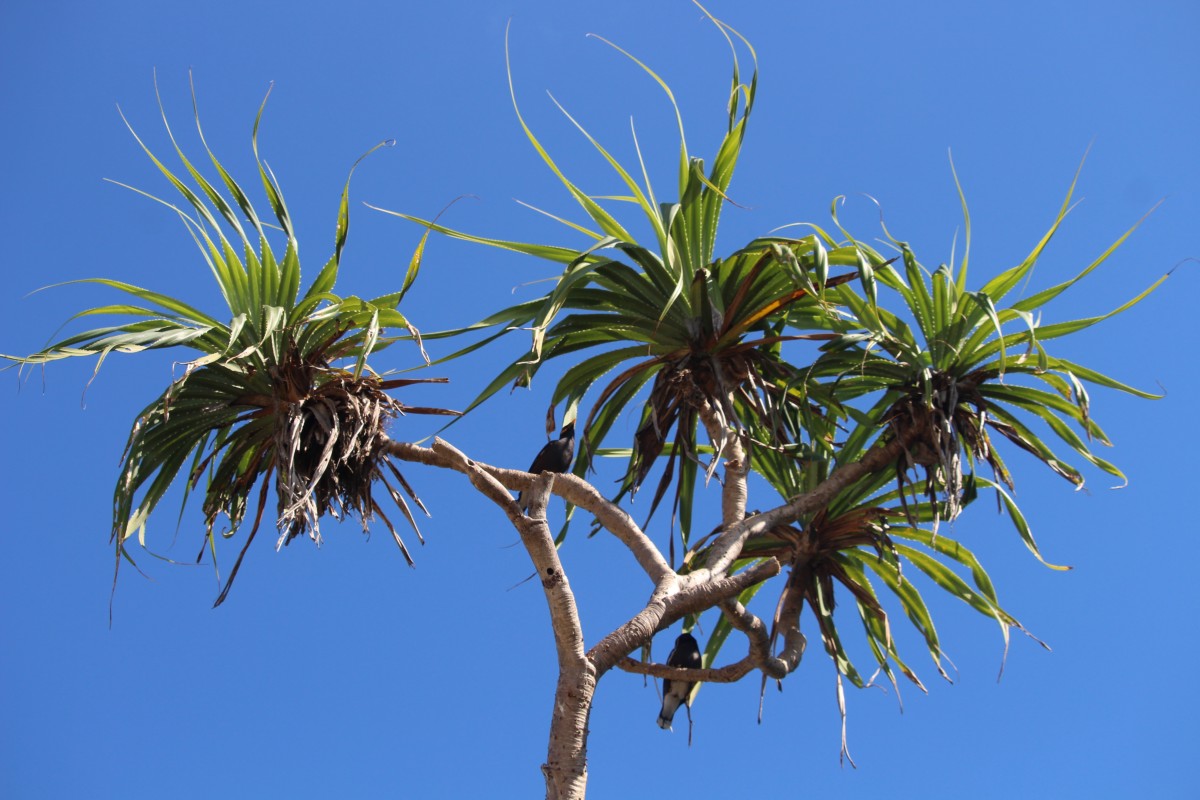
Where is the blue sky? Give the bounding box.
[1,1,1196,798]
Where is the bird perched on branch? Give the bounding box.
[516,420,576,514]
[657,632,702,730]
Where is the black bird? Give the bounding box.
[657,632,702,730]
[517,420,576,514]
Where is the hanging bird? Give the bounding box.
[516,420,576,514]
[657,632,702,730]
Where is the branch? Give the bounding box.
[703,432,915,575]
[385,437,672,582]
[616,656,756,683]
[717,598,805,680]
[426,439,585,667]
[696,397,748,529]
[587,558,781,675]
[387,436,806,710]
[418,438,595,799]
[614,610,805,684]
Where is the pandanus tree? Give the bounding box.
[5,7,1171,800]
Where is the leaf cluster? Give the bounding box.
[5,80,452,604]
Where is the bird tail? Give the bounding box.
[657,696,681,730]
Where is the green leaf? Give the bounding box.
[976,477,1071,570]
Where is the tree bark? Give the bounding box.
[519,473,593,800]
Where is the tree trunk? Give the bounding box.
[542,657,597,800]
